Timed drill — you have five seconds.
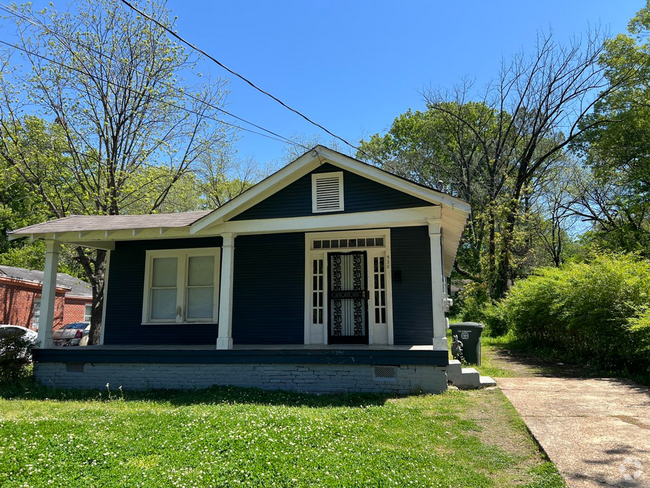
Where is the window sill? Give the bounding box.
[141,321,217,326]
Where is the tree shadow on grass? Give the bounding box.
[485,339,650,389]
[0,376,396,407]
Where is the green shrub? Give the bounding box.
[458,281,489,321]
[498,252,650,371]
[481,301,509,337]
[628,309,650,373]
[0,332,35,382]
[457,281,510,336]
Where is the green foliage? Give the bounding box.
[498,253,650,372]
[572,1,650,254]
[457,282,509,337]
[0,333,34,383]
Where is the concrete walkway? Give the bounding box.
[499,376,650,487]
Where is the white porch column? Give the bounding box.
[428,222,447,351]
[37,240,60,348]
[217,233,235,350]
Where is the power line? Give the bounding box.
[118,0,362,154]
[0,38,306,148]
[0,3,308,150]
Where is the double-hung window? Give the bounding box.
[143,248,221,324]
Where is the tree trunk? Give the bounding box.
[75,247,106,345]
[495,207,517,299]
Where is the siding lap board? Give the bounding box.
[391,227,433,344]
[232,233,304,344]
[232,163,434,220]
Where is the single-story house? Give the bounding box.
[0,264,92,331]
[10,146,471,393]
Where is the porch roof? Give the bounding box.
[10,210,210,235]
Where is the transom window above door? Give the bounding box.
[312,237,385,250]
[142,248,221,324]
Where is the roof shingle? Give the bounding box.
[10,210,211,235]
[0,265,92,297]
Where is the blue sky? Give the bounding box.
[1,1,643,165]
[163,0,643,165]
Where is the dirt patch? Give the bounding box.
[464,388,558,486]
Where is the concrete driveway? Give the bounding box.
[499,377,650,488]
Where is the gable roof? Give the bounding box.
[190,146,470,234]
[0,265,92,298]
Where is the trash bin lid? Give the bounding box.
[452,322,484,328]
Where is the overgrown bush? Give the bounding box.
[0,332,35,382]
[457,281,509,336]
[498,253,650,372]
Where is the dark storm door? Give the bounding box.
[328,251,369,344]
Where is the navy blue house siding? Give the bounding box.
[104,237,222,345]
[232,233,304,344]
[390,226,434,344]
[233,163,434,221]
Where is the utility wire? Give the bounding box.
[0,38,306,148]
[0,3,310,150]
[119,0,362,154]
[0,3,308,150]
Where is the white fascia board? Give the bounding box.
[212,206,442,236]
[20,227,195,248]
[191,151,323,234]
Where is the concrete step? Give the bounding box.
[447,360,483,389]
[479,376,497,388]
[447,359,463,384]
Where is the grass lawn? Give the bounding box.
[0,380,564,487]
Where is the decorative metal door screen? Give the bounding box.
[328,252,369,344]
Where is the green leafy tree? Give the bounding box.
[0,0,233,343]
[574,2,650,253]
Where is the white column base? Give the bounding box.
[432,337,448,351]
[216,337,233,350]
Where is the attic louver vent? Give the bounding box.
[312,172,344,213]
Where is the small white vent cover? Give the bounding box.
[312,172,344,213]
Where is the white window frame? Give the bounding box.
[312,172,344,213]
[142,248,221,325]
[84,303,92,323]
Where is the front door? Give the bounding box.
[328,251,369,344]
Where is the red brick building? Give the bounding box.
[0,265,92,331]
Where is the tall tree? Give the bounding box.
[363,30,632,298]
[574,2,650,253]
[426,30,630,297]
[0,0,233,343]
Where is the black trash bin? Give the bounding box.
[449,322,485,365]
